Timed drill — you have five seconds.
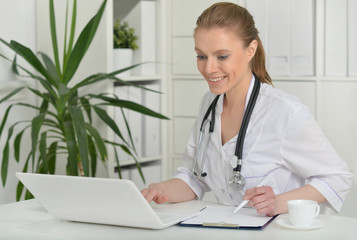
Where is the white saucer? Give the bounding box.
[276,218,326,230]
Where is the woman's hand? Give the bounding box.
[243,184,327,217]
[243,186,278,217]
[141,183,169,204]
[141,178,197,204]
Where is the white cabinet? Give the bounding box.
[246,0,357,181]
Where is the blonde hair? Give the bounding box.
[195,2,272,85]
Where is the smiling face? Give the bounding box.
[194,27,257,96]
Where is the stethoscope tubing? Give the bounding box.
[234,76,261,172]
[192,74,261,181]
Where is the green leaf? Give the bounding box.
[9,40,55,84]
[88,136,97,177]
[25,189,34,200]
[69,67,152,98]
[0,104,14,138]
[36,76,58,100]
[14,127,28,162]
[16,154,31,201]
[1,141,10,186]
[63,0,69,69]
[134,161,145,184]
[86,123,107,161]
[70,73,105,91]
[0,50,33,76]
[109,63,143,77]
[39,52,60,87]
[12,55,19,75]
[92,105,127,144]
[0,51,58,102]
[63,0,77,72]
[115,143,145,184]
[16,102,40,111]
[0,87,25,104]
[114,147,122,179]
[69,106,89,176]
[16,181,24,201]
[1,124,15,186]
[59,83,71,96]
[67,0,77,54]
[27,87,54,106]
[49,0,62,80]
[39,98,49,114]
[31,114,44,165]
[120,107,136,155]
[0,51,58,103]
[92,94,169,119]
[57,88,76,116]
[71,63,144,92]
[80,97,92,123]
[63,0,107,84]
[63,120,78,176]
[39,132,49,173]
[48,141,58,174]
[0,50,58,102]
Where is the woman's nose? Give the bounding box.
[205,58,218,74]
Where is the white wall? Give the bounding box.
[0,0,37,204]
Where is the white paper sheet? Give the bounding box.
[181,206,273,228]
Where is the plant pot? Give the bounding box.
[113,48,133,77]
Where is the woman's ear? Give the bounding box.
[247,40,258,61]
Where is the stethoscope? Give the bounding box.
[191,74,261,191]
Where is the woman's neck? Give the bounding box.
[223,73,253,112]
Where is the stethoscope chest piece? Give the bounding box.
[228,172,245,191]
[228,155,245,190]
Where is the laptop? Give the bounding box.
[16,172,206,229]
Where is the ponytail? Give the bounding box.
[251,38,272,85]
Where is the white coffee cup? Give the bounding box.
[287,200,320,227]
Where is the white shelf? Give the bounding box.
[107,0,166,185]
[117,156,162,167]
[116,75,161,82]
[320,77,357,82]
[272,77,317,81]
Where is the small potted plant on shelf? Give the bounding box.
[113,19,139,77]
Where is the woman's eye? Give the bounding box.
[196,55,207,60]
[218,55,229,60]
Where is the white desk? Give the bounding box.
[0,200,356,240]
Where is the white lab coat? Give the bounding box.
[174,77,352,212]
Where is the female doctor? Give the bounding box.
[141,2,352,216]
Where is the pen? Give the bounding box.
[232,177,270,214]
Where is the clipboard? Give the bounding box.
[178,206,277,230]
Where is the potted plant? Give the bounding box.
[0,0,168,200]
[113,19,139,77]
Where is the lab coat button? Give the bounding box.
[221,189,225,193]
